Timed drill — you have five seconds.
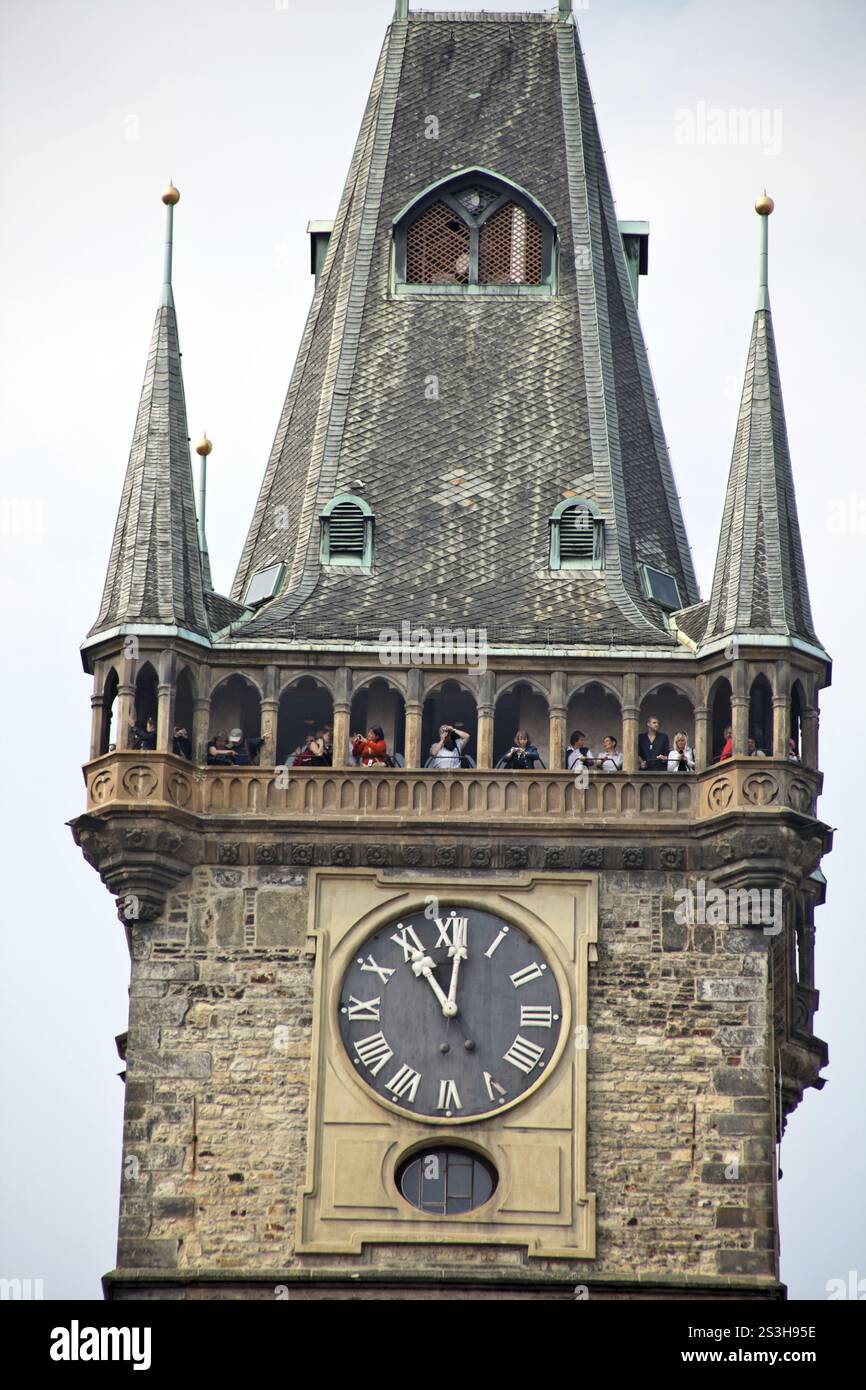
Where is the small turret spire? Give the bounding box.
[755,191,774,312]
[394,1,408,20]
[195,432,214,590]
[161,180,179,308]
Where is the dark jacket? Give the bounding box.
[172,734,192,760]
[638,731,670,771]
[502,744,540,770]
[130,723,156,751]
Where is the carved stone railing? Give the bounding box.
[84,753,821,825]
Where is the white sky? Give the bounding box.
[0,0,864,1300]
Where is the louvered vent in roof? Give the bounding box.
[328,502,366,556]
[558,506,596,563]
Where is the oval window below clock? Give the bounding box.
[397,1147,497,1215]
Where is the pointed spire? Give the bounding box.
[86,184,209,645]
[702,196,823,654]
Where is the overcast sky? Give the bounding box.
[1,0,863,1301]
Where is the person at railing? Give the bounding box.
[500,729,542,770]
[307,726,332,766]
[747,737,769,758]
[639,716,670,772]
[352,726,388,766]
[429,722,471,769]
[207,730,236,766]
[787,737,801,764]
[596,735,623,773]
[229,727,266,767]
[667,731,695,773]
[172,725,192,760]
[566,731,593,771]
[719,725,733,762]
[128,716,156,751]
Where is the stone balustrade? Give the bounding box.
[84,752,821,825]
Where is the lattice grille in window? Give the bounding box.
[478,203,543,286]
[406,202,471,286]
[327,502,366,557]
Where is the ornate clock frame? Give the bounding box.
[298,869,597,1260]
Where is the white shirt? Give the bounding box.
[597,751,623,772]
[430,735,467,769]
[667,746,695,772]
[566,746,593,770]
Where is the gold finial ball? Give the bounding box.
[161,181,180,206]
[755,193,775,216]
[195,434,213,457]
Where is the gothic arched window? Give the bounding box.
[395,170,556,295]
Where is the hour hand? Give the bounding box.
[410,949,456,1017]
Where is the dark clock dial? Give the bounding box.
[338,906,563,1121]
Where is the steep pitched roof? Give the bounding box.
[87,199,209,644]
[703,216,821,652]
[230,10,699,646]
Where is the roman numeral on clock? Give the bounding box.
[520,1005,553,1028]
[345,996,380,1021]
[435,915,467,949]
[510,961,545,988]
[485,926,509,958]
[390,922,425,962]
[385,1064,422,1102]
[483,1072,507,1102]
[354,1031,393,1075]
[359,955,394,986]
[504,1035,545,1074]
[437,1079,462,1112]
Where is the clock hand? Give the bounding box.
[410,949,457,1017]
[446,918,468,1015]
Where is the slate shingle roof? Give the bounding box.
[702,307,821,651]
[88,297,209,641]
[229,12,699,648]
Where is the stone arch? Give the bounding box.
[422,679,478,764]
[709,677,733,762]
[100,667,119,754]
[639,683,695,752]
[748,674,773,755]
[210,674,262,746]
[277,675,333,765]
[494,680,550,766]
[566,682,623,768]
[134,661,158,728]
[350,677,406,761]
[790,680,806,762]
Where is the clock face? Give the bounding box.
[338,906,563,1122]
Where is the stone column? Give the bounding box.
[731,661,749,757]
[403,669,423,768]
[332,665,352,768]
[476,708,494,768]
[622,673,639,773]
[549,671,567,772]
[694,672,709,771]
[156,650,176,752]
[260,665,279,766]
[193,696,211,764]
[90,691,105,760]
[773,661,790,760]
[802,707,819,770]
[116,655,137,751]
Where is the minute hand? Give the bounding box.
[446,920,468,1014]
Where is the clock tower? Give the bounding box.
[73,2,830,1301]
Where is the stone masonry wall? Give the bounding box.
[118,865,777,1287]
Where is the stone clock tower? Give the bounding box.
[73,2,831,1300]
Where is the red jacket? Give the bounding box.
[720,738,733,762]
[352,736,387,766]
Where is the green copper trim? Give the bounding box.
[394,0,408,19]
[392,167,558,232]
[757,211,770,312]
[162,203,175,309]
[559,1,573,18]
